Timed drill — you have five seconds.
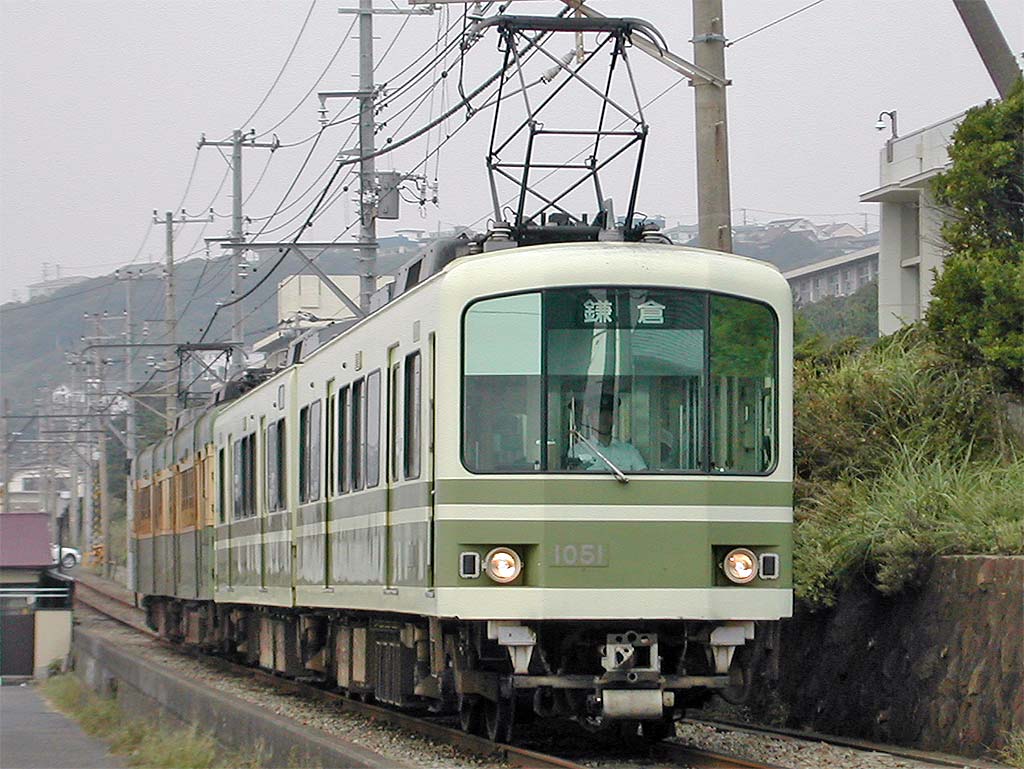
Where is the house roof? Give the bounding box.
[0,512,53,568]
[782,245,879,280]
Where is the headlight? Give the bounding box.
[723,548,758,584]
[484,547,522,584]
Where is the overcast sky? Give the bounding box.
[1,0,1021,304]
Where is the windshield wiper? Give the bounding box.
[570,428,630,484]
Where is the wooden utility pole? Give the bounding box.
[692,0,733,252]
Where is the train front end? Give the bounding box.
[434,242,793,736]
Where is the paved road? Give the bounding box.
[0,684,124,769]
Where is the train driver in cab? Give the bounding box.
[569,394,647,472]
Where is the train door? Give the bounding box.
[427,333,436,588]
[259,416,267,591]
[170,471,179,596]
[323,382,336,589]
[386,346,400,589]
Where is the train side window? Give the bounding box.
[338,387,349,493]
[232,439,243,520]
[404,352,421,479]
[299,402,322,503]
[299,406,310,503]
[248,434,257,517]
[237,434,255,519]
[351,379,364,491]
[325,392,336,498]
[389,362,401,483]
[275,419,287,510]
[709,296,778,474]
[309,399,322,501]
[366,370,381,488]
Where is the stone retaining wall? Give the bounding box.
[775,555,1023,758]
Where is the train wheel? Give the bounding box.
[484,695,514,743]
[458,694,484,735]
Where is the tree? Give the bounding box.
[927,78,1024,389]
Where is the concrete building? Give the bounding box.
[783,245,879,308]
[860,112,963,335]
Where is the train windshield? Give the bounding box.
[463,288,777,475]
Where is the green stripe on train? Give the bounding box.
[435,478,792,506]
[434,519,792,589]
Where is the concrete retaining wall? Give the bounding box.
[776,555,1023,758]
[73,627,387,768]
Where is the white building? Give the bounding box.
[26,275,88,300]
[860,112,963,335]
[783,245,879,308]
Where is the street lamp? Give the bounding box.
[875,110,898,161]
[875,110,898,139]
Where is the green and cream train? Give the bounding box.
[132,237,793,741]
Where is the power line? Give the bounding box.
[256,14,360,139]
[727,0,830,47]
[241,0,318,127]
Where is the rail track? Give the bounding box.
[70,572,806,769]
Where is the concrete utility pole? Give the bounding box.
[82,313,122,576]
[197,130,277,374]
[357,0,377,312]
[88,317,112,577]
[327,2,430,312]
[66,365,81,547]
[115,266,154,589]
[152,210,213,430]
[0,398,8,514]
[952,0,1022,100]
[692,0,733,252]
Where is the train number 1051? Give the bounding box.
[550,544,609,567]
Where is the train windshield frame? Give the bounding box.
[462,287,779,476]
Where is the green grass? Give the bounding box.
[795,445,1024,606]
[40,675,261,769]
[998,729,1024,768]
[792,329,1023,606]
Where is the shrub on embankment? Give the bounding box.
[41,674,260,769]
[791,327,1023,607]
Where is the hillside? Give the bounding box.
[0,247,411,418]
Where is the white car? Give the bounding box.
[51,545,81,569]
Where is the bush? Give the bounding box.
[794,328,1009,491]
[795,449,1024,605]
[928,78,1024,388]
[41,675,260,769]
[792,330,1022,606]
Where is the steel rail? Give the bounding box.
[683,717,1001,769]
[74,574,794,769]
[72,574,585,769]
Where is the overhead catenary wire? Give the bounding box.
[222,17,562,339]
[195,7,529,347]
[726,0,829,47]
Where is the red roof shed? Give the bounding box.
[0,512,53,569]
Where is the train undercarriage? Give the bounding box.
[146,597,780,742]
